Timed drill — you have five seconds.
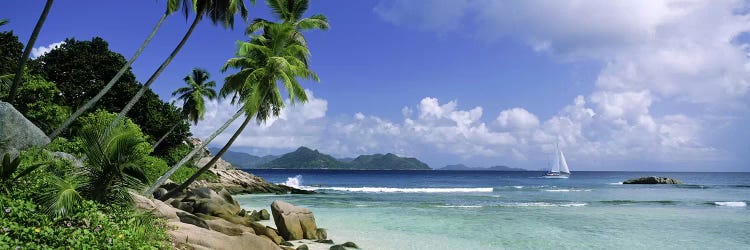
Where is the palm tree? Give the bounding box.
[113,0,251,126]
[42,122,149,217]
[0,19,8,27]
[7,0,54,104]
[152,68,217,150]
[247,0,328,48]
[160,23,318,200]
[48,0,193,140]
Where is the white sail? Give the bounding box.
[550,154,560,173]
[558,149,570,174]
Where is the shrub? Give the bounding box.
[0,195,169,249]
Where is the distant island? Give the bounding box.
[213,147,431,170]
[436,164,527,171]
[209,147,279,169]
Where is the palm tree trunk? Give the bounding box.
[145,107,243,196]
[48,13,168,140]
[160,113,253,200]
[151,122,179,150]
[113,14,202,125]
[8,0,54,104]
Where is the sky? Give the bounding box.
[2,0,750,171]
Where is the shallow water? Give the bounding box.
[234,170,750,249]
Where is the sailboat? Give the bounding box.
[543,145,570,178]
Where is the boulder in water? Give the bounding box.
[259,209,271,220]
[271,200,319,240]
[329,245,346,250]
[623,176,682,184]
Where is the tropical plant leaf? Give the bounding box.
[42,175,83,218]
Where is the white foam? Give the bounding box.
[501,202,588,207]
[544,189,592,192]
[608,182,623,185]
[513,186,524,189]
[279,175,303,188]
[501,202,587,207]
[559,203,588,207]
[307,187,494,193]
[436,205,484,208]
[714,201,747,207]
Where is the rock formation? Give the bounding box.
[0,102,50,156]
[271,200,320,240]
[623,176,683,184]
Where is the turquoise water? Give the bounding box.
[234,170,750,249]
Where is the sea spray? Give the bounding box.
[281,175,303,188]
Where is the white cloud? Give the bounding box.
[375,0,750,104]
[191,90,328,149]
[368,0,748,169]
[31,41,64,58]
[497,108,539,130]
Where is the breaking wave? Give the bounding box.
[307,187,494,193]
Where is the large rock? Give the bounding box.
[186,187,243,221]
[0,102,50,155]
[271,200,319,240]
[623,176,682,184]
[177,211,209,229]
[167,221,280,250]
[131,193,180,222]
[249,222,284,244]
[205,218,255,236]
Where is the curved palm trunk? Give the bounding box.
[114,14,202,125]
[145,108,243,196]
[8,0,54,104]
[160,113,253,200]
[151,122,179,150]
[48,13,168,140]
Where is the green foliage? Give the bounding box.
[172,68,218,125]
[1,153,45,194]
[222,23,318,123]
[76,113,149,204]
[29,37,191,153]
[0,195,169,249]
[76,110,152,156]
[6,72,71,134]
[46,137,85,157]
[0,31,22,75]
[163,143,194,166]
[139,153,217,184]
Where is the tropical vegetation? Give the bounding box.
[0,0,328,247]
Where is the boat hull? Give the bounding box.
[542,172,570,179]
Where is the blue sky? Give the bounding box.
[2,0,749,171]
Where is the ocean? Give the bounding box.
[233,170,750,249]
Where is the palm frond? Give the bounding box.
[42,175,83,218]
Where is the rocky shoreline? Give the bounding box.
[141,139,355,249]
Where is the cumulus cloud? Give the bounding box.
[497,108,539,130]
[375,0,750,104]
[191,90,328,149]
[368,0,748,168]
[31,41,64,58]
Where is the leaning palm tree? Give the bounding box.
[7,0,54,104]
[48,0,193,140]
[247,0,329,47]
[147,0,323,196]
[152,68,217,150]
[113,0,251,126]
[160,23,318,200]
